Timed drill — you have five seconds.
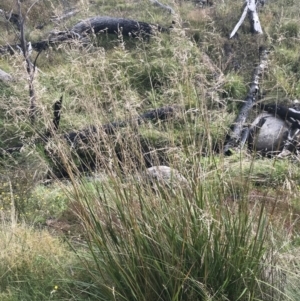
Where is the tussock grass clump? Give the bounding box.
[68,175,284,301]
[1,0,300,300]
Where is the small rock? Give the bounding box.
[0,69,13,83]
[248,113,289,154]
[146,166,188,188]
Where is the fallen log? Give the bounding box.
[0,31,82,54]
[0,105,179,157]
[64,105,179,146]
[71,16,167,37]
[260,103,300,122]
[51,105,180,176]
[224,46,269,155]
[0,16,167,54]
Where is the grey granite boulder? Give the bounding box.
[146,166,188,188]
[0,69,12,83]
[248,113,289,154]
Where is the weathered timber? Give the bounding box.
[51,9,80,22]
[0,105,179,158]
[260,103,300,122]
[150,0,175,14]
[71,16,167,37]
[248,0,263,34]
[0,16,167,55]
[224,47,269,154]
[0,32,80,54]
[230,0,263,38]
[44,96,63,139]
[64,106,179,146]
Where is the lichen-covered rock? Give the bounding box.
[248,113,289,154]
[0,69,12,82]
[146,166,188,188]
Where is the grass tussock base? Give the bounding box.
[0,224,77,301]
[1,0,300,300]
[70,176,286,301]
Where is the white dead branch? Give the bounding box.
[51,9,80,23]
[230,0,263,39]
[150,0,175,14]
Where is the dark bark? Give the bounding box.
[53,96,63,131]
[6,12,20,29]
[64,105,179,146]
[224,47,269,155]
[261,104,300,123]
[71,16,167,36]
[0,105,179,157]
[0,16,167,55]
[0,9,21,30]
[0,145,23,157]
[0,31,79,54]
[44,96,63,138]
[52,105,179,177]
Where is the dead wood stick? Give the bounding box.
[150,0,175,14]
[230,0,263,39]
[17,0,37,124]
[224,47,269,154]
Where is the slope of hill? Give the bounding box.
[0,0,300,300]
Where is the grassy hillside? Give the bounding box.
[1,0,300,300]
